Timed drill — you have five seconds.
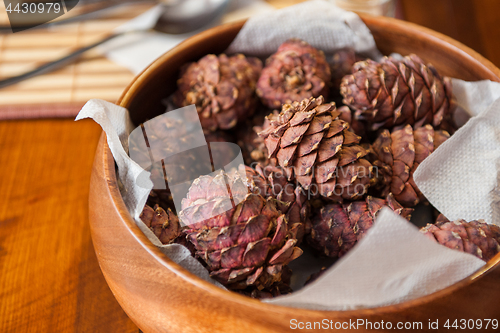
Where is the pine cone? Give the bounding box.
[371,124,450,206]
[340,54,453,131]
[243,159,310,240]
[236,125,266,164]
[308,194,412,257]
[146,189,175,212]
[256,39,331,109]
[330,48,364,91]
[140,204,181,244]
[258,96,373,202]
[234,107,270,165]
[179,171,304,293]
[129,114,234,195]
[337,105,367,137]
[421,217,500,262]
[174,54,262,131]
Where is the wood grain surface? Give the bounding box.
[1,0,500,332]
[401,0,500,68]
[0,119,138,332]
[0,2,149,106]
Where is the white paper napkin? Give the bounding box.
[451,78,500,117]
[226,0,383,59]
[76,99,224,287]
[413,87,500,226]
[78,1,500,310]
[99,0,274,74]
[266,208,485,310]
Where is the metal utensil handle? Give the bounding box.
[0,0,155,34]
[0,32,124,89]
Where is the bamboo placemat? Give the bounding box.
[0,2,154,110]
[0,1,303,118]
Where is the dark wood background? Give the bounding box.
[401,0,500,67]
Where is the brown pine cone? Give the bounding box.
[371,124,450,206]
[308,194,413,258]
[234,107,270,165]
[179,170,304,293]
[129,113,235,195]
[146,189,175,213]
[256,39,331,109]
[174,54,262,131]
[421,217,500,262]
[340,54,453,131]
[236,124,267,165]
[243,159,310,240]
[337,105,367,137]
[258,96,373,202]
[330,48,364,91]
[140,204,181,244]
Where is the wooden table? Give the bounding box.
[1,1,500,332]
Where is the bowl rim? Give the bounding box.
[104,15,500,314]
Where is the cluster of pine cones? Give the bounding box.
[137,39,500,299]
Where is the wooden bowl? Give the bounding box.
[90,16,500,333]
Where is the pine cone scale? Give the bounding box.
[296,132,324,156]
[326,119,348,138]
[242,238,272,267]
[293,151,317,176]
[220,242,244,267]
[289,110,316,126]
[314,158,339,184]
[264,136,280,159]
[337,146,365,166]
[304,115,332,135]
[238,215,272,244]
[269,239,300,265]
[271,215,288,246]
[342,131,361,145]
[317,135,342,162]
[281,124,309,147]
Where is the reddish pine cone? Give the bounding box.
[330,48,364,91]
[174,54,262,131]
[179,171,304,292]
[236,123,267,165]
[235,107,270,165]
[258,96,373,202]
[146,189,175,213]
[337,105,367,137]
[340,54,453,131]
[308,194,412,257]
[140,204,181,244]
[243,159,310,239]
[256,39,331,108]
[129,115,233,196]
[371,124,450,206]
[421,218,500,262]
